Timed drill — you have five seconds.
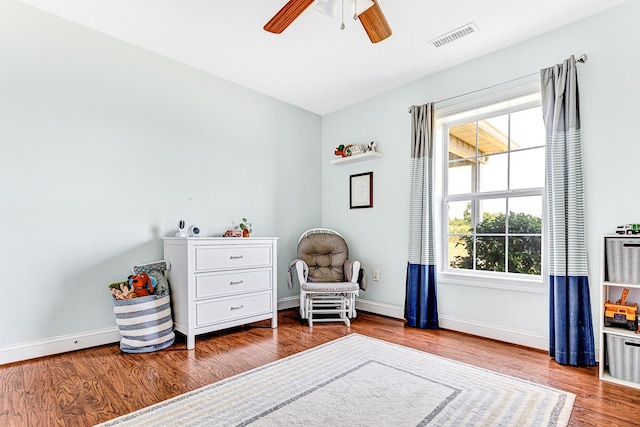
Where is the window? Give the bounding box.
[443,96,545,278]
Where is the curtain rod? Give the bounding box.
[408,54,588,113]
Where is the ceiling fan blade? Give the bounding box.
[264,0,316,34]
[358,0,392,43]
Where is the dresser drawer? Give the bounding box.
[195,292,272,326]
[195,269,271,299]
[194,245,271,271]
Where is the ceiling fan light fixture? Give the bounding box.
[315,0,374,20]
[264,0,390,44]
[315,0,336,17]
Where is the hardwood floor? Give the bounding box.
[2,310,640,426]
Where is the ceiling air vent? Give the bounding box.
[430,22,479,48]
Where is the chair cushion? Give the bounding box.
[298,233,348,283]
[301,282,359,292]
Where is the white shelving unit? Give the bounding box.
[330,151,383,165]
[599,234,640,389]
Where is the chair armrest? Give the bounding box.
[344,259,361,283]
[295,259,309,284]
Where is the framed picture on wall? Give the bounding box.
[350,172,373,209]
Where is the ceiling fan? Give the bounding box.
[264,0,392,44]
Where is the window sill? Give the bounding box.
[438,270,546,294]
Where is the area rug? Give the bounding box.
[96,334,575,426]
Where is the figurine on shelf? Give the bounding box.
[347,144,365,156]
[334,144,349,157]
[336,144,370,157]
[366,141,377,152]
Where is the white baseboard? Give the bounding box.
[277,295,300,311]
[0,328,121,365]
[1,299,567,365]
[352,299,549,351]
[355,298,405,319]
[2,297,304,365]
[438,315,548,350]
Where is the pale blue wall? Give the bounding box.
[0,1,321,347]
[322,1,640,349]
[3,0,638,353]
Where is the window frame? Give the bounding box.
[435,79,546,293]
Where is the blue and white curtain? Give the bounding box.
[541,56,595,366]
[405,103,439,329]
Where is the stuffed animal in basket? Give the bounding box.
[109,281,137,300]
[128,272,155,297]
[132,260,170,295]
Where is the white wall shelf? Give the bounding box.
[331,151,383,165]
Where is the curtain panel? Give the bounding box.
[541,55,595,366]
[405,103,439,329]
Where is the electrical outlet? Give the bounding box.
[372,269,380,281]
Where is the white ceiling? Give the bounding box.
[16,0,629,115]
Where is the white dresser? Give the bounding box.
[163,237,278,349]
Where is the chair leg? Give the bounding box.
[300,292,306,319]
[351,294,357,318]
[342,298,350,327]
[343,293,357,318]
[308,295,313,327]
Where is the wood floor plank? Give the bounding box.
[0,391,27,426]
[0,364,27,425]
[2,310,640,426]
[21,358,61,427]
[0,363,24,393]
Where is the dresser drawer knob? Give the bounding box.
[230,305,244,311]
[230,280,244,285]
[230,255,244,260]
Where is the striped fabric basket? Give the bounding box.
[112,291,175,353]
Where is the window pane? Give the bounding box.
[450,118,510,160]
[449,236,471,270]
[475,236,505,272]
[447,159,474,195]
[449,122,478,161]
[508,236,542,275]
[508,197,542,234]
[482,115,509,155]
[448,201,472,234]
[510,147,544,190]
[477,198,506,234]
[510,107,545,149]
[478,153,508,193]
